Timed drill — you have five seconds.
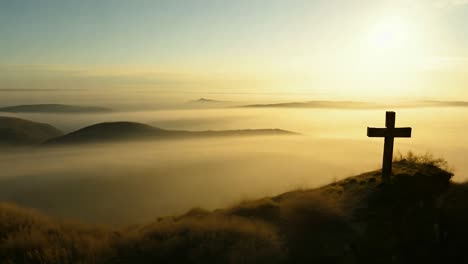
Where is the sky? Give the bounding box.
[1,0,468,100]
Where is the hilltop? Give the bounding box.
[2,155,468,263]
[0,116,63,145]
[46,121,296,145]
[0,104,112,113]
[190,98,225,103]
[186,98,236,108]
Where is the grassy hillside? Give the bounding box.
[45,121,296,145]
[0,116,63,145]
[2,156,468,263]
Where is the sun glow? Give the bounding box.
[329,15,429,98]
[356,15,426,71]
[367,17,410,52]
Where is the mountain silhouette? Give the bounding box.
[190,98,224,103]
[0,116,63,145]
[242,100,468,109]
[0,104,112,113]
[242,101,382,109]
[45,121,296,145]
[189,97,230,104]
[186,98,236,108]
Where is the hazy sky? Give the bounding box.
[1,0,468,99]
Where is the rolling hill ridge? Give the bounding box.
[0,104,112,113]
[0,116,63,145]
[45,121,297,145]
[241,100,468,109]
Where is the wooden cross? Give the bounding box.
[367,111,412,179]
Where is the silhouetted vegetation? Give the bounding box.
[0,203,114,264]
[113,215,284,264]
[4,154,468,263]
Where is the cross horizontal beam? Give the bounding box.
[367,111,413,180]
[367,127,412,138]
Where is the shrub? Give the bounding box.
[395,151,452,172]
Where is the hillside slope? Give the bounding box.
[2,159,467,263]
[45,121,296,145]
[0,116,63,145]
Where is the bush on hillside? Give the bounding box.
[395,151,452,172]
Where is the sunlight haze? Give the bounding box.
[1,0,468,100]
[3,2,468,262]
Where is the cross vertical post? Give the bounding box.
[367,111,412,181]
[382,112,395,179]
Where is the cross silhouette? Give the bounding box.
[367,111,412,179]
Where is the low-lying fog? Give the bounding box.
[1,104,468,225]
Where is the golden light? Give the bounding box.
[331,15,430,99]
[367,16,410,53]
[356,15,426,71]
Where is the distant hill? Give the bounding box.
[242,100,468,109]
[187,98,236,108]
[0,116,63,145]
[0,104,112,113]
[416,100,468,107]
[2,156,467,263]
[45,121,296,145]
[242,101,383,109]
[190,98,226,103]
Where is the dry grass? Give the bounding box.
[114,214,284,264]
[0,203,285,264]
[395,151,452,172]
[0,203,115,264]
[0,155,462,263]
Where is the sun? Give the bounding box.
[367,16,410,53]
[357,15,422,69]
[343,15,426,98]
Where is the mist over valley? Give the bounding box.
[1,95,468,225]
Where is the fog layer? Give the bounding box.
[1,106,467,225]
